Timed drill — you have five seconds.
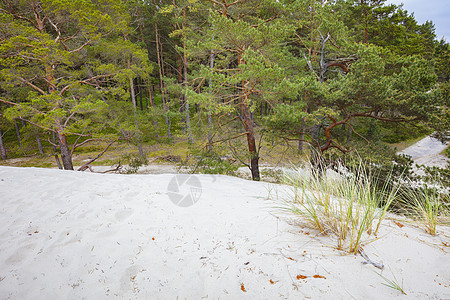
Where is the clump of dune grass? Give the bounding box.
[280,161,400,254]
[375,270,407,295]
[400,181,450,235]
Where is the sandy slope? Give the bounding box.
[399,136,449,168]
[0,166,449,299]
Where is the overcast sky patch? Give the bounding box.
[384,0,448,41]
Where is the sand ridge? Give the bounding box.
[0,166,449,299]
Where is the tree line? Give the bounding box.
[1,0,448,180]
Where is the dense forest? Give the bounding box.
[0,0,449,181]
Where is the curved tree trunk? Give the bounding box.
[57,130,73,170]
[241,102,260,181]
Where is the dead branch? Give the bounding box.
[77,138,121,171]
[47,137,58,147]
[18,77,46,95]
[70,138,96,156]
[344,121,370,144]
[17,117,56,133]
[99,163,123,174]
[228,139,250,168]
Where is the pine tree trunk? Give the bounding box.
[238,52,260,181]
[207,49,215,151]
[0,128,7,160]
[166,94,172,141]
[57,131,73,170]
[14,120,23,150]
[241,102,260,181]
[310,124,324,178]
[154,21,171,141]
[52,132,57,152]
[149,85,155,107]
[183,9,193,144]
[138,78,144,111]
[298,117,305,154]
[183,67,193,144]
[148,84,159,138]
[298,135,304,154]
[129,73,144,157]
[36,133,44,155]
[54,154,63,169]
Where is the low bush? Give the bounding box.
[186,150,239,176]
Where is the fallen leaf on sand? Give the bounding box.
[393,221,404,228]
[297,275,307,280]
[287,257,295,261]
[269,279,275,284]
[313,275,326,279]
[240,283,247,292]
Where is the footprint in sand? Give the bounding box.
[115,209,134,222]
[5,243,36,265]
[119,265,142,294]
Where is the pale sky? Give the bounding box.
[384,0,449,41]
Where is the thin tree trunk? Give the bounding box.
[347,122,352,143]
[52,132,57,152]
[138,78,144,111]
[148,84,159,138]
[207,48,215,151]
[138,16,159,138]
[0,128,7,160]
[36,133,44,155]
[129,72,144,157]
[166,93,172,141]
[154,20,171,141]
[182,9,193,144]
[298,116,306,154]
[241,102,260,181]
[149,85,155,107]
[238,52,260,181]
[298,135,304,154]
[362,0,368,43]
[310,124,325,178]
[14,120,23,150]
[54,154,63,169]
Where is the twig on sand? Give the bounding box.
[99,163,123,173]
[358,248,384,270]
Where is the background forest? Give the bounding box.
[0,0,449,182]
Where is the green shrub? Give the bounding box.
[115,153,148,174]
[187,150,239,176]
[261,168,284,183]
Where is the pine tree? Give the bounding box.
[0,0,150,169]
[185,0,296,180]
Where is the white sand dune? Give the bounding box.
[399,135,449,168]
[0,166,449,299]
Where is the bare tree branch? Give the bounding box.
[77,138,122,171]
[18,77,46,95]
